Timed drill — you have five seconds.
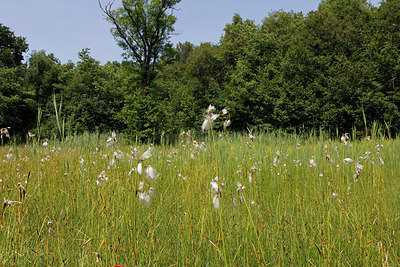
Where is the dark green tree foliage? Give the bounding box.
[0,24,28,68]
[224,12,308,131]
[62,49,124,134]
[366,0,400,130]
[153,42,227,134]
[303,0,374,131]
[0,24,34,137]
[219,14,258,68]
[100,0,181,97]
[151,42,198,133]
[26,50,61,107]
[24,50,63,138]
[0,67,35,135]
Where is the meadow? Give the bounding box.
[0,130,399,266]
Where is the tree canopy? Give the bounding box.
[100,0,180,97]
[0,23,28,68]
[1,0,400,142]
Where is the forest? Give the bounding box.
[1,0,399,142]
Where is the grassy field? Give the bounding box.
[0,131,399,266]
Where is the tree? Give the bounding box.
[219,14,257,68]
[62,49,125,134]
[0,66,35,135]
[0,24,28,68]
[26,50,61,107]
[99,0,180,97]
[0,24,34,137]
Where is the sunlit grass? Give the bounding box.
[0,132,399,265]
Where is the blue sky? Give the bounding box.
[1,0,381,64]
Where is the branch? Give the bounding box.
[99,0,144,64]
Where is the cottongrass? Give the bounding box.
[0,131,399,265]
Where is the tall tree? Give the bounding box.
[0,24,28,68]
[26,50,61,107]
[99,0,180,97]
[0,24,34,136]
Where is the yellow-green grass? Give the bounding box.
[0,132,399,265]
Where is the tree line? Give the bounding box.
[1,0,399,142]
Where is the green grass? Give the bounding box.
[0,132,399,265]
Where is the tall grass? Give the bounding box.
[0,131,399,265]
[53,94,65,142]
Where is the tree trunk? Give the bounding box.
[141,80,147,98]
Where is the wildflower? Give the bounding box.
[3,198,21,207]
[210,180,221,210]
[149,187,155,198]
[129,148,138,161]
[293,159,301,167]
[248,133,255,142]
[237,182,245,203]
[144,165,158,180]
[42,139,48,146]
[207,104,215,115]
[355,163,363,171]
[108,158,115,168]
[97,171,109,182]
[202,104,225,131]
[326,154,334,164]
[237,182,245,191]
[248,165,258,183]
[212,193,219,209]
[211,114,220,121]
[232,197,238,207]
[0,127,10,139]
[138,192,151,206]
[137,162,143,175]
[201,115,213,131]
[360,151,372,161]
[223,120,231,129]
[139,146,153,162]
[344,158,354,164]
[353,162,363,181]
[113,150,124,160]
[193,141,206,152]
[136,181,144,193]
[341,133,349,145]
[309,156,317,167]
[137,185,155,206]
[28,132,35,138]
[106,131,117,146]
[273,156,281,167]
[47,220,53,234]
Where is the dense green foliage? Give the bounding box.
[100,0,181,97]
[1,0,400,141]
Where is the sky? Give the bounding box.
[1,0,381,65]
